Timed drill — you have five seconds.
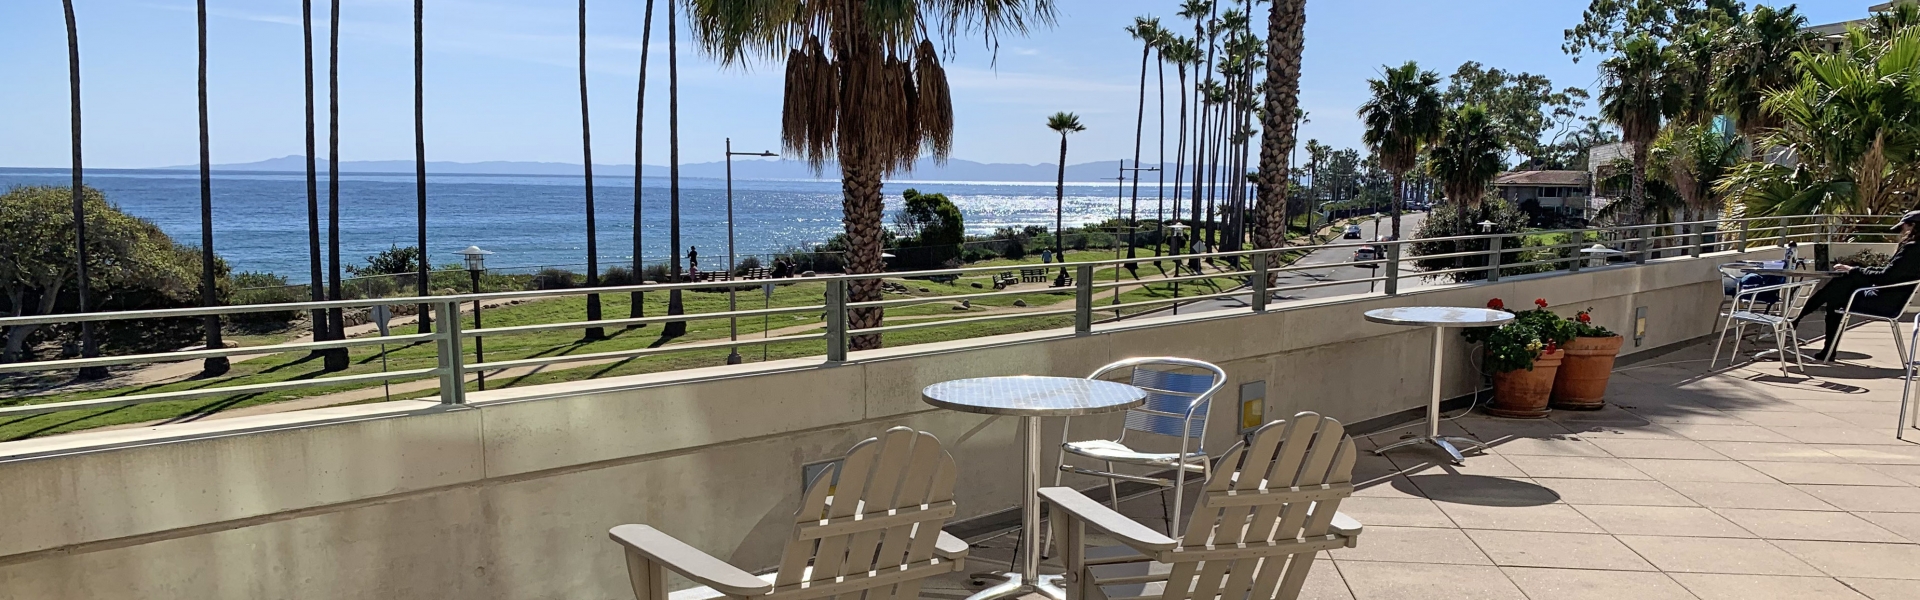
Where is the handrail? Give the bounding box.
[0,213,1885,424]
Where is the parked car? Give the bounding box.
[1343,225,1363,239]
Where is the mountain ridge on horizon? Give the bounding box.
[151,155,1189,183]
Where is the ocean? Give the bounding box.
[0,168,1173,280]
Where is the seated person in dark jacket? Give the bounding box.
[1795,210,1920,360]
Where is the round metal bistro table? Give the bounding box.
[1364,307,1516,464]
[922,376,1147,600]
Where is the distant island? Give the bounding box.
[154,155,1184,184]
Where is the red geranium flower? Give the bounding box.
[1545,340,1557,353]
[1488,298,1505,310]
[1577,312,1592,323]
[1535,298,1549,308]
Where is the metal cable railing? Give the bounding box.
[0,213,1881,420]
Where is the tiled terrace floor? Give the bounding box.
[932,325,1920,599]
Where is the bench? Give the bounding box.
[1020,268,1047,283]
[992,272,1018,289]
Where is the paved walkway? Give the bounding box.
[931,324,1920,599]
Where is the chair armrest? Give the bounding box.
[1039,487,1178,555]
[1330,511,1363,540]
[609,525,773,597]
[935,530,970,561]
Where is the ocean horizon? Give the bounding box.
[0,168,1188,282]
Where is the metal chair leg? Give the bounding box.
[1104,461,1119,511]
[1775,322,1791,378]
[1901,356,1914,441]
[1729,320,1747,366]
[1830,313,1853,362]
[1712,317,1731,369]
[1891,320,1909,368]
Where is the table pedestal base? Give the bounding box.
[965,572,1066,600]
[1374,435,1488,464]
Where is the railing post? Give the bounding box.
[1250,252,1269,312]
[1486,235,1504,282]
[1740,218,1751,252]
[825,280,847,362]
[1074,264,1094,334]
[1383,242,1400,296]
[1636,226,1651,264]
[436,299,466,405]
[1824,214,1835,244]
[1689,228,1703,258]
[1780,217,1790,247]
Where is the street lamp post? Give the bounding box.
[724,138,778,365]
[456,245,492,390]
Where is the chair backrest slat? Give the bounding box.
[775,427,958,597]
[1122,368,1217,438]
[1156,412,1355,600]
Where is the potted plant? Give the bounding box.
[1551,308,1623,410]
[1465,298,1574,419]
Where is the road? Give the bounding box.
[1171,210,1432,314]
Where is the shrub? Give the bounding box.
[602,266,640,286]
[345,245,423,277]
[229,271,303,327]
[642,263,670,283]
[734,256,763,275]
[532,268,578,290]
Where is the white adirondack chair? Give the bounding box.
[1040,412,1362,600]
[609,427,970,600]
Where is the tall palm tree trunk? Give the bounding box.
[1155,48,1167,261]
[1172,63,1190,254]
[413,0,430,333]
[1630,144,1650,227]
[325,0,346,372]
[630,0,656,320]
[1055,133,1069,276]
[196,0,229,376]
[1389,171,1404,240]
[302,0,328,357]
[664,0,686,337]
[1128,39,1149,261]
[579,0,604,340]
[62,0,105,380]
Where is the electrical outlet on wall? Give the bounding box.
[1634,306,1648,347]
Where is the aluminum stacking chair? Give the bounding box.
[608,427,967,600]
[1041,412,1362,600]
[1828,279,1920,365]
[1713,280,1817,377]
[1900,313,1920,441]
[1054,357,1227,538]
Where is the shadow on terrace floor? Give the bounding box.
[933,326,1920,600]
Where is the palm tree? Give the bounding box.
[1255,0,1304,264]
[1357,61,1443,241]
[1427,104,1506,228]
[1713,5,1811,142]
[302,0,328,359]
[195,0,228,376]
[578,0,605,340]
[412,0,430,333]
[325,0,347,372]
[1599,35,1688,226]
[629,0,657,320]
[1164,35,1199,249]
[61,0,105,381]
[1048,112,1086,275]
[1650,122,1738,224]
[663,0,686,337]
[685,0,1056,350]
[1125,16,1161,261]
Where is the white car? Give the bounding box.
[1343,225,1363,239]
[1352,245,1379,262]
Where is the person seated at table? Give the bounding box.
[1795,211,1920,360]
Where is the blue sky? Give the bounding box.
[0,1,1864,170]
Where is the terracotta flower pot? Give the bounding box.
[1487,349,1564,419]
[1552,335,1625,410]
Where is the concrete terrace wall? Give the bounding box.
[0,249,1769,600]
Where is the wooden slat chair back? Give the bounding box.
[611,427,966,600]
[1043,412,1362,600]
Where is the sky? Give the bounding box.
[0,0,1866,170]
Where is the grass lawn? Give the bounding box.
[0,255,1146,440]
